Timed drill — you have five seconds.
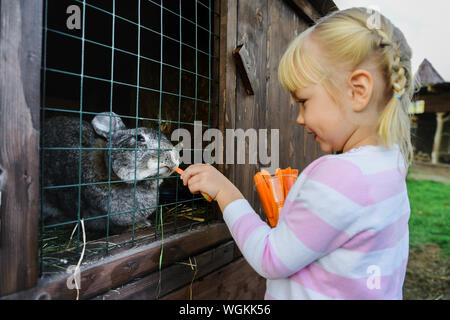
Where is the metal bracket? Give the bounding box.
[233,44,255,96]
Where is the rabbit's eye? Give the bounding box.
[138,135,146,142]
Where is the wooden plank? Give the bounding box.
[234,0,268,213]
[0,0,43,296]
[309,0,339,16]
[266,1,326,174]
[210,0,221,131]
[414,92,450,113]
[161,257,266,300]
[218,0,238,186]
[431,112,446,164]
[268,0,298,173]
[283,0,322,24]
[95,241,236,300]
[1,223,231,300]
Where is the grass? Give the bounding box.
[406,178,450,258]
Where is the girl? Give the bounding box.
[180,7,420,299]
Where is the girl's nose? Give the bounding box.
[296,111,305,125]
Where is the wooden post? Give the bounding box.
[432,112,445,164]
[218,0,238,185]
[0,0,43,296]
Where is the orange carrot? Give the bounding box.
[275,168,285,199]
[281,167,290,198]
[254,172,274,222]
[273,168,285,223]
[173,167,213,202]
[254,167,301,227]
[260,169,271,180]
[267,175,284,227]
[283,167,297,197]
[292,169,298,185]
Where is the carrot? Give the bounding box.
[281,167,290,198]
[292,169,298,184]
[173,167,184,175]
[283,167,296,197]
[256,169,283,227]
[254,172,274,221]
[275,168,285,199]
[173,167,213,202]
[268,173,284,227]
[274,168,285,222]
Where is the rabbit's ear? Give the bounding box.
[91,112,126,138]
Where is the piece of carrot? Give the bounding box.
[254,172,274,222]
[285,168,293,199]
[272,168,285,224]
[283,167,291,198]
[260,170,274,207]
[275,168,285,199]
[173,167,213,202]
[259,169,284,227]
[292,169,298,184]
[260,169,271,177]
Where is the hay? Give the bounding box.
[40,201,212,275]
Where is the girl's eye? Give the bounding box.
[296,99,307,105]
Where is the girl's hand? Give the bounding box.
[181,164,245,212]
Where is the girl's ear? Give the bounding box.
[347,69,373,113]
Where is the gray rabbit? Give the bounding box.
[42,112,180,232]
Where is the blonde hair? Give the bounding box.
[278,7,421,167]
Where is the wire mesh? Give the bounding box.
[39,0,220,276]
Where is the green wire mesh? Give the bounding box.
[39,0,220,276]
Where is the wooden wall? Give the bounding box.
[0,0,43,297]
[219,0,326,220]
[170,0,328,300]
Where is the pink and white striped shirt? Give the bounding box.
[223,145,410,300]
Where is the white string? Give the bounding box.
[73,219,86,300]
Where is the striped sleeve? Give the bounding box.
[223,157,364,280]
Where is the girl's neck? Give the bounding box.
[341,133,381,153]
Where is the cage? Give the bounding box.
[39,0,220,276]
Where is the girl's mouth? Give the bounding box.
[314,134,318,141]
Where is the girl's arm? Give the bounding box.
[221,158,364,280]
[182,159,363,280]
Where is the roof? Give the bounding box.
[416,59,445,85]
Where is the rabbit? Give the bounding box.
[42,112,180,232]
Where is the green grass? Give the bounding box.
[406,178,450,258]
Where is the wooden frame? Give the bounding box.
[0,0,43,297]
[2,223,231,299]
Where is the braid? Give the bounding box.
[369,24,414,166]
[371,28,408,98]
